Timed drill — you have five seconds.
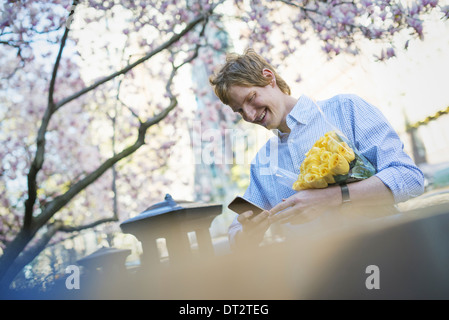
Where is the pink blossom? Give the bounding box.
[441,5,449,19]
[386,47,396,58]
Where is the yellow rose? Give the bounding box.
[325,131,338,139]
[323,174,335,184]
[305,165,321,176]
[319,150,333,163]
[319,164,335,184]
[293,179,308,191]
[337,142,355,163]
[293,175,309,190]
[313,136,329,149]
[324,131,355,163]
[304,173,328,189]
[293,181,301,190]
[301,153,321,172]
[305,146,323,157]
[328,153,350,175]
[325,136,341,154]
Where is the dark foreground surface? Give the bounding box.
[2,202,449,300]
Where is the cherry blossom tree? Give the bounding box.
[0,0,447,289]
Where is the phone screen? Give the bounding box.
[227,196,264,215]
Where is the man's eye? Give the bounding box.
[249,93,255,102]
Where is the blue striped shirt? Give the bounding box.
[229,94,425,241]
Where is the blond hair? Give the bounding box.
[209,48,291,105]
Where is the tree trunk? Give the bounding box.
[0,227,36,289]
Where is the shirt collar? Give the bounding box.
[275,95,316,139]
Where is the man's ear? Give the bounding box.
[262,68,276,87]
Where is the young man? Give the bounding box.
[209,48,424,248]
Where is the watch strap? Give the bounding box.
[341,183,351,204]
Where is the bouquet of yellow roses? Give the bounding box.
[292,130,376,190]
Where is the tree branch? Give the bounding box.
[34,94,178,229]
[59,217,118,233]
[54,10,212,111]
[23,25,71,230]
[34,136,144,228]
[48,22,70,108]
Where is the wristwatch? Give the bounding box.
[340,183,351,204]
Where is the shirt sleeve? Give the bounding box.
[344,95,425,203]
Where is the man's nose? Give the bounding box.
[242,105,256,122]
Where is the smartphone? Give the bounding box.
[227,196,264,216]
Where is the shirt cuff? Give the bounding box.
[375,166,424,203]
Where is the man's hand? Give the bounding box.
[235,210,272,248]
[269,186,341,224]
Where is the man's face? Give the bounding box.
[227,83,286,131]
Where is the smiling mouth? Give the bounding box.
[255,109,267,123]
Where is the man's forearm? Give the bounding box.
[344,175,395,207]
[312,175,395,208]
